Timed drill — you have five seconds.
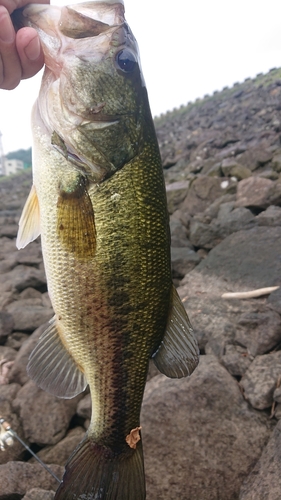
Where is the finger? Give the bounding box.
[0,6,22,90]
[16,27,44,80]
[0,0,50,15]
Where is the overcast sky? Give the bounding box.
[1,0,281,154]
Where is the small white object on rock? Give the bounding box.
[222,286,280,299]
[221,180,229,189]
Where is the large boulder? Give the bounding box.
[0,462,62,499]
[239,419,281,500]
[196,226,281,289]
[141,355,273,500]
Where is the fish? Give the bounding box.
[15,1,199,499]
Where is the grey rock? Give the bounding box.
[220,344,252,377]
[221,159,251,179]
[0,237,18,258]
[42,292,52,309]
[271,152,281,172]
[267,179,281,206]
[5,332,30,350]
[235,177,274,209]
[229,164,252,180]
[238,147,273,171]
[189,219,218,249]
[273,386,281,403]
[142,355,273,500]
[213,206,256,240]
[239,419,281,500]
[197,227,281,289]
[31,427,85,466]
[169,219,192,248]
[0,461,62,499]
[0,265,47,293]
[0,344,17,359]
[189,207,256,249]
[22,489,55,500]
[181,176,226,216]
[179,271,262,353]
[217,201,236,219]
[165,181,189,214]
[15,242,42,267]
[235,308,281,356]
[12,380,81,445]
[203,161,222,177]
[240,352,281,410]
[9,323,47,386]
[171,247,201,278]
[20,287,43,300]
[274,403,281,419]
[6,299,53,332]
[170,208,191,229]
[0,224,18,238]
[221,157,240,174]
[256,205,281,226]
[0,383,21,404]
[0,282,18,310]
[203,193,236,219]
[257,169,279,181]
[0,311,14,343]
[76,393,91,420]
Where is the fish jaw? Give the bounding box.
[21,1,146,183]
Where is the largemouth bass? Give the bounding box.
[15,1,199,498]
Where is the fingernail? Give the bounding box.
[0,11,15,43]
[24,35,41,61]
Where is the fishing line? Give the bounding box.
[0,416,61,484]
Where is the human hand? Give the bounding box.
[0,0,50,90]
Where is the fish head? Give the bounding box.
[20,1,150,182]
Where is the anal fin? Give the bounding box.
[16,184,40,249]
[27,317,87,399]
[152,286,199,378]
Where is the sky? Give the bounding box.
[1,0,281,154]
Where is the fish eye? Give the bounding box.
[115,49,137,73]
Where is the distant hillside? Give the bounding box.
[154,67,281,184]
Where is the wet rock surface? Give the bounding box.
[1,70,281,498]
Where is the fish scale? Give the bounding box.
[15,1,199,498]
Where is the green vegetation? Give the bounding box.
[6,147,32,167]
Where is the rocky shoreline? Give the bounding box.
[1,69,281,499]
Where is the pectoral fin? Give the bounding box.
[152,286,199,378]
[16,185,40,249]
[27,317,87,399]
[57,175,96,259]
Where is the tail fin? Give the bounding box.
[54,435,146,500]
